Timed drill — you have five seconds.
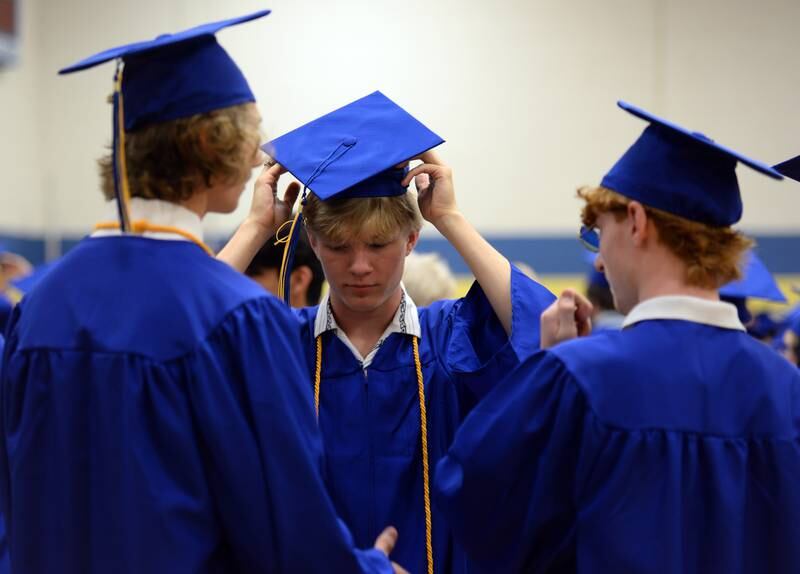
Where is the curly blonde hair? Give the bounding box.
[578,185,753,289]
[98,103,261,202]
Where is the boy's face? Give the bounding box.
[309,228,419,314]
[593,211,639,315]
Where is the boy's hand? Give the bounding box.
[402,150,460,228]
[373,526,410,574]
[244,161,301,236]
[540,289,594,349]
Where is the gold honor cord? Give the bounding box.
[275,211,303,303]
[314,335,323,418]
[314,334,434,574]
[113,65,133,233]
[412,336,434,574]
[94,221,215,257]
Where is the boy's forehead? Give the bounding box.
[317,220,407,244]
[332,228,405,242]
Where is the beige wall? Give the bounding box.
[2,0,799,239]
[0,0,43,232]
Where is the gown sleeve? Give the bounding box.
[185,296,394,573]
[429,264,556,399]
[433,349,587,573]
[0,307,19,574]
[0,333,8,574]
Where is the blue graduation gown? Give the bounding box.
[0,297,11,336]
[0,335,6,574]
[0,236,392,574]
[434,320,800,573]
[295,266,555,574]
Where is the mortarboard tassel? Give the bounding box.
[111,61,133,233]
[276,206,305,304]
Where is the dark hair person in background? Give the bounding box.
[245,227,324,307]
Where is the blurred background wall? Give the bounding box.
[1,0,798,300]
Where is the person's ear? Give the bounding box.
[405,229,420,255]
[627,201,650,247]
[290,266,313,305]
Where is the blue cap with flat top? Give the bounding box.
[59,10,269,131]
[265,91,444,201]
[601,101,782,227]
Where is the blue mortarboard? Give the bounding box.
[58,10,270,232]
[601,101,783,227]
[268,91,444,303]
[719,250,786,302]
[773,155,800,182]
[265,91,444,201]
[59,10,268,131]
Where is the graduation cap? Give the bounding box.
[58,10,270,233]
[719,250,785,327]
[265,91,444,303]
[719,250,786,302]
[601,101,783,227]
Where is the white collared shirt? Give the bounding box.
[91,198,204,243]
[314,284,422,369]
[622,295,746,331]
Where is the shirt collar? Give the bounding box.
[313,283,422,340]
[622,295,746,331]
[92,198,204,242]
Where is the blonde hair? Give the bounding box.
[402,251,457,307]
[578,185,753,289]
[98,103,260,202]
[302,191,423,243]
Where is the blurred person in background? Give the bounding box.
[401,250,456,307]
[0,247,31,330]
[780,314,800,367]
